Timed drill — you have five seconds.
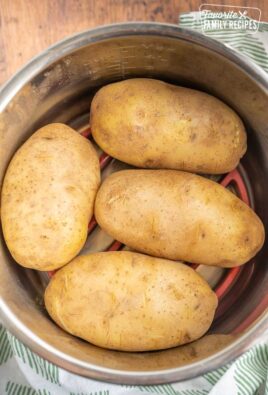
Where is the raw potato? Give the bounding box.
[44,251,218,351]
[1,123,100,271]
[95,170,265,267]
[90,78,247,174]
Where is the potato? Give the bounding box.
[95,170,265,267]
[1,123,100,271]
[90,78,247,174]
[44,251,217,351]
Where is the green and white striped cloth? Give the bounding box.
[0,324,268,395]
[0,12,268,395]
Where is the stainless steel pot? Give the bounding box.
[0,22,268,385]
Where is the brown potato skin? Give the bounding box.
[1,123,100,271]
[44,251,218,352]
[90,78,247,174]
[95,170,265,267]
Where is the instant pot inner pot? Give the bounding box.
[0,29,267,383]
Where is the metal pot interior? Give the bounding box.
[0,24,267,384]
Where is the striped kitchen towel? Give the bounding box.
[0,12,268,395]
[0,322,268,395]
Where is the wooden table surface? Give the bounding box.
[0,0,267,85]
